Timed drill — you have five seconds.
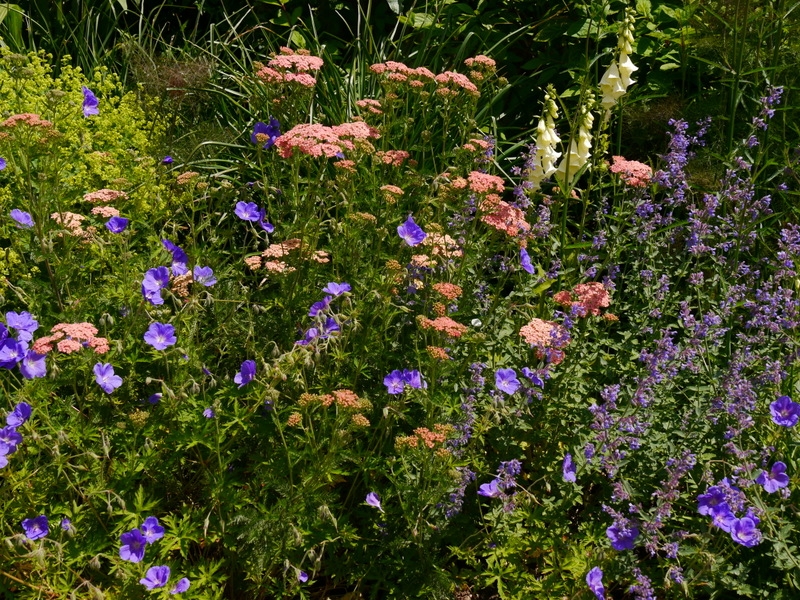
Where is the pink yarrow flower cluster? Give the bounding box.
[435,71,479,96]
[33,322,110,355]
[83,189,128,204]
[554,282,611,317]
[275,122,380,159]
[519,318,569,364]
[610,156,652,188]
[452,171,505,194]
[480,195,531,238]
[369,61,435,87]
[256,48,324,88]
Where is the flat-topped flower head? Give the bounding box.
[140,565,170,590]
[234,360,256,388]
[397,215,427,246]
[94,363,122,394]
[756,461,790,493]
[144,323,176,350]
[22,515,48,540]
[7,402,32,427]
[141,516,165,544]
[10,209,33,229]
[82,86,99,117]
[119,528,146,562]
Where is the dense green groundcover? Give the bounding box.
[1,1,800,599]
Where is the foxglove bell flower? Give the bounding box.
[530,87,562,190]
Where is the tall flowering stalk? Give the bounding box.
[599,7,638,116]
[529,86,562,191]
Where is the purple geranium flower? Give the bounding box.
[495,368,520,395]
[519,247,534,274]
[141,516,165,544]
[477,479,503,498]
[234,360,256,388]
[606,523,639,551]
[142,266,171,306]
[235,201,260,222]
[82,86,99,117]
[161,239,189,275]
[162,156,174,164]
[320,317,340,338]
[119,528,146,562]
[697,486,727,516]
[309,296,332,317]
[711,505,736,532]
[193,265,216,287]
[0,157,5,170]
[397,215,427,246]
[756,461,790,493]
[10,209,33,228]
[22,515,48,541]
[170,578,190,594]
[586,566,605,600]
[365,492,383,511]
[730,517,762,547]
[251,117,281,149]
[0,338,27,369]
[144,322,177,350]
[521,367,544,387]
[562,453,577,483]
[61,518,72,531]
[94,363,122,394]
[0,426,23,453]
[140,565,170,590]
[258,207,274,232]
[203,407,215,418]
[771,395,800,427]
[296,327,319,346]
[401,369,426,389]
[297,570,309,583]
[322,282,351,297]
[7,402,32,428]
[383,370,405,394]
[6,311,38,342]
[105,216,129,233]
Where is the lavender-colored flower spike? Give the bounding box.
[21,515,48,540]
[586,566,605,600]
[365,492,383,512]
[82,86,99,117]
[397,215,427,246]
